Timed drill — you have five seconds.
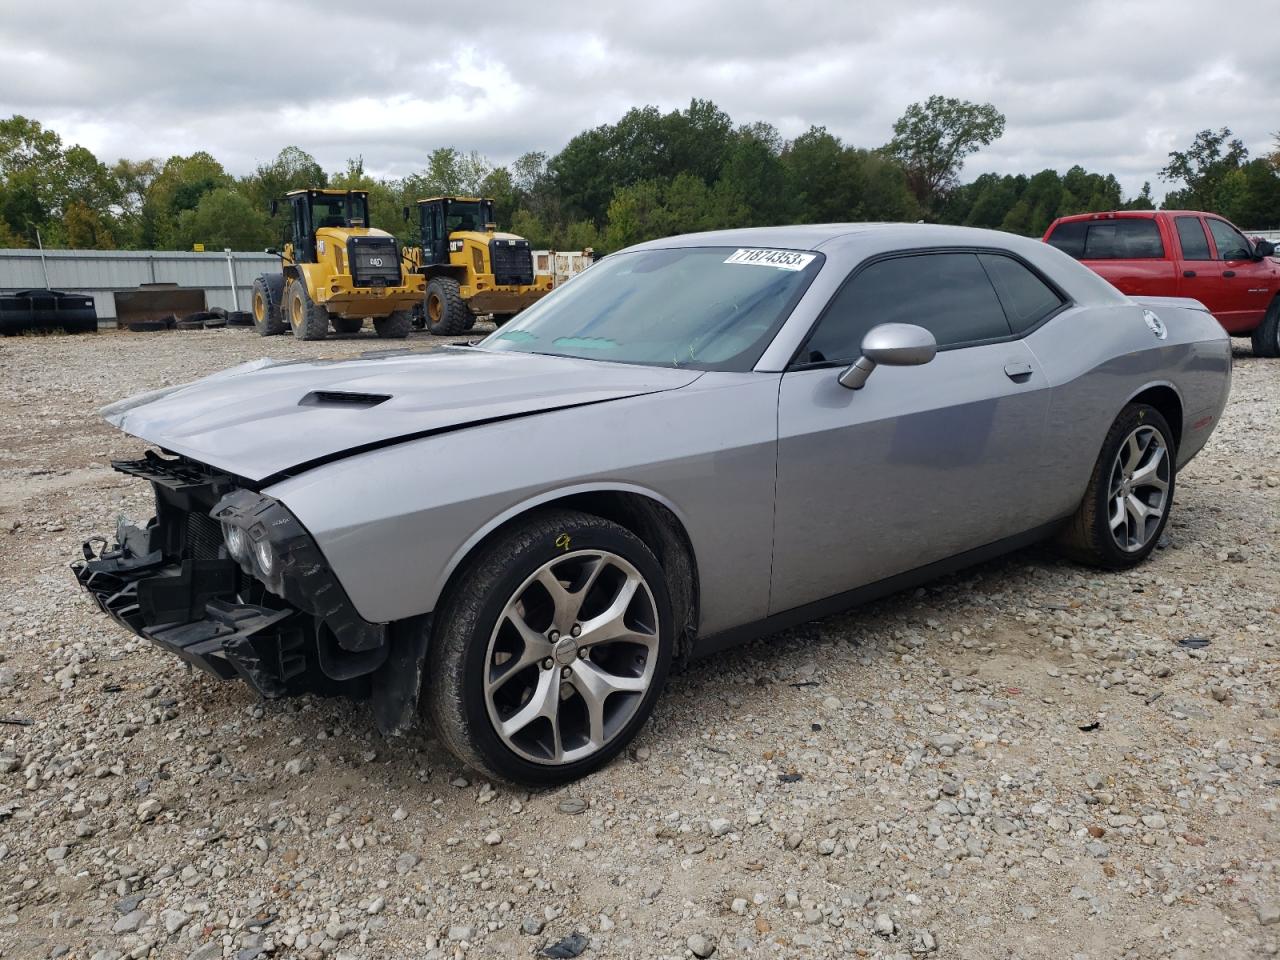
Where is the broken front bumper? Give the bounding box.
[70,453,389,701]
[72,520,307,698]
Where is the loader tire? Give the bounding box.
[286,280,329,341]
[251,275,286,336]
[425,277,473,336]
[331,317,364,335]
[374,310,413,339]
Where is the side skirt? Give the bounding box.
[692,520,1067,659]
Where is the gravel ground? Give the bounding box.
[0,327,1277,960]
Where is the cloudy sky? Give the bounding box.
[2,0,1277,200]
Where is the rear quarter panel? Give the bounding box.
[1025,300,1230,521]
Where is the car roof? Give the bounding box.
[628,222,1057,258]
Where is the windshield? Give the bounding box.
[445,200,493,233]
[311,194,368,229]
[480,246,822,371]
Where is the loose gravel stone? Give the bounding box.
[0,332,1275,960]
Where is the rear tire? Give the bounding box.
[1250,298,1280,358]
[251,275,286,336]
[374,310,413,339]
[286,280,329,341]
[1057,403,1176,569]
[425,277,474,336]
[331,317,363,335]
[427,509,673,786]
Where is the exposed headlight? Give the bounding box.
[224,524,249,560]
[253,538,276,576]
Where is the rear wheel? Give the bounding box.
[251,275,286,336]
[425,277,474,336]
[1250,298,1280,358]
[374,310,413,339]
[331,317,363,335]
[427,510,673,786]
[286,280,329,341]
[1058,403,1175,569]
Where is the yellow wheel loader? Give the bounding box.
[403,197,552,336]
[251,189,421,341]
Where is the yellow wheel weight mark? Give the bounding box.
[555,534,571,552]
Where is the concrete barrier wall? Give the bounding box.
[0,249,278,321]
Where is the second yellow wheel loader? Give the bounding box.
[403,197,553,336]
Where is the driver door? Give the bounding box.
[769,251,1055,614]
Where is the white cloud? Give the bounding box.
[1,0,1276,200]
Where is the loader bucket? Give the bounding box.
[113,283,207,331]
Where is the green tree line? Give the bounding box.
[3,99,1279,255]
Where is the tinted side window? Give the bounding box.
[1175,217,1212,260]
[1082,219,1164,259]
[978,254,1065,333]
[1046,221,1087,258]
[805,252,1011,362]
[1205,218,1252,260]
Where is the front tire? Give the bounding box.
[286,280,329,341]
[1057,403,1176,569]
[374,310,413,339]
[1250,298,1280,358]
[427,510,673,786]
[424,277,475,336]
[251,275,286,336]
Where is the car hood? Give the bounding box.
[101,347,703,482]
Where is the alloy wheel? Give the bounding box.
[1107,424,1170,552]
[483,550,660,765]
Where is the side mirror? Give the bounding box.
[264,247,279,257]
[1252,239,1276,259]
[269,199,278,217]
[402,205,411,222]
[838,323,937,390]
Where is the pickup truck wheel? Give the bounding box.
[330,317,363,335]
[373,310,413,339]
[1057,403,1176,570]
[1250,299,1280,358]
[425,278,474,336]
[251,275,286,336]
[286,280,329,341]
[427,509,673,786]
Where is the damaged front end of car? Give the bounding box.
[71,450,426,732]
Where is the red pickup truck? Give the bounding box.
[1043,210,1280,356]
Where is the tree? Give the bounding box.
[1121,182,1156,211]
[1160,128,1248,211]
[111,157,160,248]
[885,96,1006,212]
[170,187,271,250]
[62,199,114,248]
[143,151,232,247]
[244,146,326,212]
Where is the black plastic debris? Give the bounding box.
[778,772,803,783]
[541,932,590,958]
[1177,636,1210,649]
[1077,721,1101,732]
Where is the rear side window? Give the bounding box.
[804,252,1011,362]
[1048,219,1164,259]
[1205,218,1252,260]
[1175,217,1212,260]
[1046,221,1087,258]
[978,254,1065,333]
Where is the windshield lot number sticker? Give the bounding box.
[724,248,815,270]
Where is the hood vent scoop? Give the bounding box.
[300,390,392,408]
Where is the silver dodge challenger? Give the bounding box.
[74,224,1231,784]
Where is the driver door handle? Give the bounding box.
[1004,361,1033,382]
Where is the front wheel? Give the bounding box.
[1250,299,1280,358]
[427,510,673,786]
[1057,403,1176,569]
[251,275,286,336]
[286,280,329,341]
[424,277,474,336]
